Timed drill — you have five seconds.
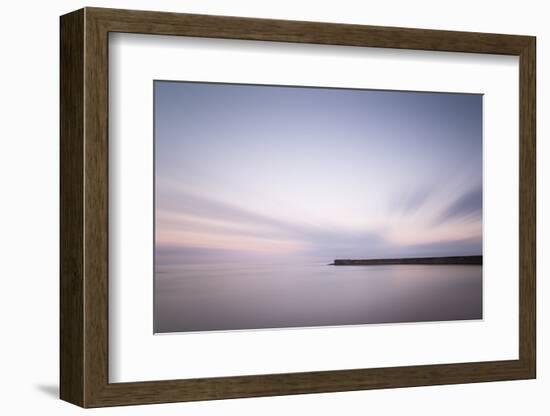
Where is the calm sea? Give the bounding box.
[154,262,482,333]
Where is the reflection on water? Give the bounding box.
[154,263,482,333]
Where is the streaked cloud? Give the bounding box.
[155,81,483,262]
[436,184,483,224]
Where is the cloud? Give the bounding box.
[391,186,434,215]
[437,185,482,224]
[158,186,331,240]
[394,236,482,257]
[157,185,482,261]
[157,186,386,257]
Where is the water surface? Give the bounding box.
[154,262,482,333]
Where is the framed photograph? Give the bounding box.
[60,7,536,408]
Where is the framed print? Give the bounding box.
[60,7,536,408]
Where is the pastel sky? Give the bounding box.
[155,81,482,263]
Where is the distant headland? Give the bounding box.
[330,255,482,266]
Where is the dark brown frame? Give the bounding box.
[60,7,536,408]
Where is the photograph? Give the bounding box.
[53,5,537,409]
[153,81,483,333]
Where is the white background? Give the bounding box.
[110,34,519,382]
[0,0,546,414]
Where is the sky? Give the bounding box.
[154,81,482,264]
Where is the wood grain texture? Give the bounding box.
[83,9,110,406]
[59,7,537,408]
[88,7,532,54]
[59,8,84,407]
[518,38,536,375]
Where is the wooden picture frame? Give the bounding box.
[60,7,536,408]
